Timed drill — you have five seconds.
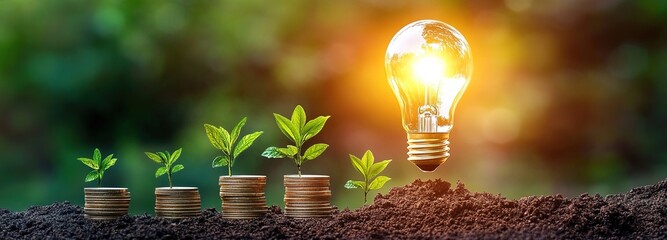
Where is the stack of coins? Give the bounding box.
[284,175,332,218]
[219,175,267,219]
[155,187,201,219]
[84,188,130,220]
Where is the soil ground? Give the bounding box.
[1,178,666,239]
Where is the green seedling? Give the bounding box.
[262,105,330,176]
[145,148,184,188]
[204,117,263,176]
[77,148,117,187]
[344,150,391,204]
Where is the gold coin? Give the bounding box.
[284,186,330,191]
[155,187,199,193]
[155,194,199,197]
[155,204,200,207]
[285,208,332,213]
[285,213,331,217]
[222,202,266,206]
[285,202,331,207]
[284,190,329,194]
[219,180,266,184]
[155,209,201,213]
[84,206,129,210]
[84,188,128,191]
[284,196,330,201]
[222,200,266,205]
[219,175,266,180]
[284,181,329,185]
[85,197,131,201]
[84,195,130,199]
[155,211,201,216]
[85,200,131,204]
[220,195,264,200]
[220,188,265,194]
[219,192,265,197]
[156,197,201,201]
[285,211,331,215]
[85,203,130,208]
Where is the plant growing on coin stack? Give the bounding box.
[262,105,329,176]
[77,148,130,220]
[205,117,268,219]
[344,150,392,204]
[204,117,263,176]
[263,105,334,218]
[145,148,202,219]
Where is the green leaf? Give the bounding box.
[155,166,167,178]
[276,146,298,158]
[274,113,298,143]
[345,180,365,189]
[302,116,329,142]
[212,155,230,168]
[105,159,117,170]
[93,148,101,162]
[303,143,328,161]
[349,155,365,177]
[287,145,298,154]
[158,152,168,164]
[204,124,224,150]
[362,150,374,173]
[170,148,182,165]
[145,152,162,164]
[230,117,247,146]
[219,126,231,153]
[78,158,98,170]
[102,155,117,171]
[369,176,391,190]
[262,147,287,159]
[171,164,184,174]
[233,131,263,159]
[85,170,99,182]
[100,154,111,169]
[291,105,306,130]
[369,159,392,179]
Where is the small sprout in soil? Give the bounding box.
[204,117,263,176]
[345,150,391,204]
[262,105,330,177]
[145,148,184,188]
[77,148,117,188]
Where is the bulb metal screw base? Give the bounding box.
[407,133,450,172]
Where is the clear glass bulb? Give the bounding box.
[385,20,472,172]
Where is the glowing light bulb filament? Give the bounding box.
[412,55,446,132]
[412,55,446,86]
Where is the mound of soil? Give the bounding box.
[1,179,666,239]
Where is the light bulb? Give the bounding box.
[385,20,472,172]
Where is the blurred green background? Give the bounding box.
[1,0,667,213]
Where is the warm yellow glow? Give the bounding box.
[412,55,446,85]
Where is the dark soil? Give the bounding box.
[1,178,666,239]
